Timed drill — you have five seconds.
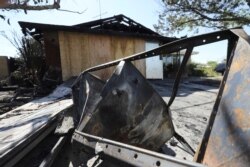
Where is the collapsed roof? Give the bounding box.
[19,14,176,43]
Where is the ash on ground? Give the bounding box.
[150,79,219,161]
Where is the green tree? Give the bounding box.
[154,0,250,35]
[188,61,219,77]
[207,61,217,69]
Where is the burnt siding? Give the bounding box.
[44,31,61,69]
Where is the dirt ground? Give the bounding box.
[0,88,34,115]
[0,91,15,114]
[150,79,219,161]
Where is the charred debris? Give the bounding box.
[0,27,250,167]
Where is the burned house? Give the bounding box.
[19,14,176,81]
[1,26,250,167]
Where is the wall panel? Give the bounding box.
[59,32,146,81]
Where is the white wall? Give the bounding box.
[145,42,163,79]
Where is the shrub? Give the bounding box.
[188,61,220,77]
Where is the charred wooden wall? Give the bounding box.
[0,56,9,80]
[58,31,146,81]
[44,31,62,69]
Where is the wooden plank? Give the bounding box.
[0,84,73,162]
[80,34,91,72]
[87,34,113,79]
[134,39,146,76]
[111,36,134,59]
[58,32,146,80]
[111,36,146,76]
[58,31,72,81]
[59,32,93,80]
[68,33,82,77]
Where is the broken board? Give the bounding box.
[0,84,73,166]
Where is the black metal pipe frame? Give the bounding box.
[71,28,241,164]
[167,47,193,107]
[73,130,205,167]
[196,34,239,162]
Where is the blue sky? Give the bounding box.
[0,0,249,63]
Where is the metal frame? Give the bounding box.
[72,28,247,166]
[73,130,205,167]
